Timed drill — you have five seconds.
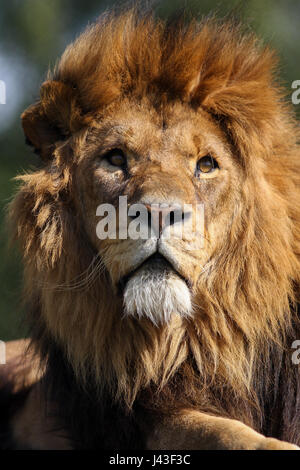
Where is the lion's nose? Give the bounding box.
[128,203,191,237]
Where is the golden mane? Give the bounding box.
[10,8,300,436]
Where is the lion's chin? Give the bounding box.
[122,258,193,325]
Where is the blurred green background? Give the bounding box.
[0,0,299,340]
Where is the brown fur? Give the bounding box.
[6,8,300,448]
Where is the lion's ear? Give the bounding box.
[22,80,85,161]
[22,102,62,161]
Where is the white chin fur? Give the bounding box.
[123,265,192,325]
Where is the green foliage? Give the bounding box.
[0,0,299,340]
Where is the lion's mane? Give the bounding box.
[9,8,300,445]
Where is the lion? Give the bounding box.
[1,8,300,449]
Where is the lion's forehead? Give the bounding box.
[85,100,226,162]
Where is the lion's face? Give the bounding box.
[73,98,241,324]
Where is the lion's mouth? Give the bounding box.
[118,252,190,294]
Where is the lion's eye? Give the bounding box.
[105,149,126,167]
[196,155,219,174]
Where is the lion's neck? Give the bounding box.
[27,300,300,448]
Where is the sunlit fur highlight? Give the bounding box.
[9,8,300,438]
